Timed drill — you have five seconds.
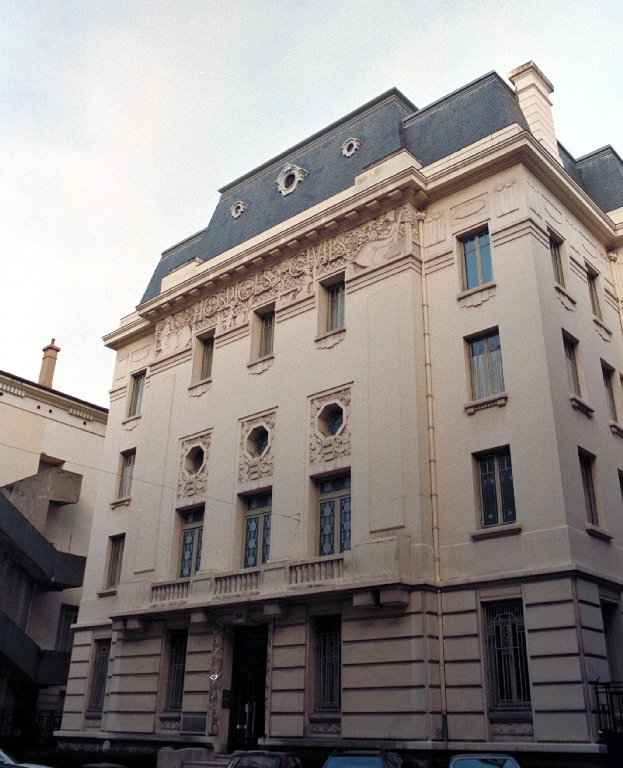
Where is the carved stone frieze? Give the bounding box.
[490,722,533,736]
[239,411,276,483]
[310,720,341,734]
[426,212,445,245]
[154,204,418,356]
[178,431,212,498]
[309,386,352,464]
[208,625,224,736]
[494,179,519,217]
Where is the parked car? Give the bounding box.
[226,751,303,768]
[448,756,521,768]
[0,750,54,768]
[322,750,402,768]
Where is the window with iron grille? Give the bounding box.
[579,449,599,526]
[603,366,618,422]
[166,630,188,711]
[128,372,146,417]
[563,336,581,397]
[179,507,204,578]
[328,282,345,331]
[200,337,214,380]
[260,312,275,357]
[484,601,531,711]
[315,616,341,711]
[106,534,125,589]
[88,640,111,712]
[588,271,603,320]
[55,604,79,653]
[477,450,516,526]
[461,229,493,290]
[118,450,135,499]
[469,331,505,400]
[550,237,565,287]
[318,475,351,556]
[243,493,271,568]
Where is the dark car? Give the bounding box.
[448,756,521,768]
[322,750,402,768]
[226,751,303,768]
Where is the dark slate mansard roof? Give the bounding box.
[140,73,623,305]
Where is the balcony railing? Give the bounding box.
[214,569,260,596]
[288,555,344,585]
[150,579,190,603]
[596,681,623,736]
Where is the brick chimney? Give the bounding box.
[508,61,563,166]
[38,339,60,388]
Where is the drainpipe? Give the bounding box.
[417,211,448,743]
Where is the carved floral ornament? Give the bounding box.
[154,202,418,358]
[178,432,212,498]
[310,387,351,463]
[239,411,276,483]
[275,163,308,196]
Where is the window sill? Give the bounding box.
[554,282,577,311]
[489,710,533,724]
[97,588,117,597]
[593,315,613,341]
[457,281,496,308]
[610,421,623,438]
[110,497,131,508]
[309,713,341,722]
[586,523,613,542]
[315,327,346,349]
[188,377,212,397]
[122,414,141,431]
[247,354,274,375]
[471,523,522,541]
[464,392,508,415]
[569,394,594,417]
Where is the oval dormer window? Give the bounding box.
[275,163,308,196]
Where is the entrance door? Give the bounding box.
[227,625,268,751]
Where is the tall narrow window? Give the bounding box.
[106,534,125,589]
[550,237,565,287]
[88,640,111,713]
[564,337,581,397]
[478,450,516,526]
[469,331,505,400]
[315,616,341,711]
[128,372,146,417]
[260,312,275,357]
[118,450,135,499]
[328,283,345,331]
[55,604,79,653]
[579,449,598,525]
[588,271,603,320]
[318,475,351,556]
[603,366,618,422]
[461,230,493,290]
[166,630,188,711]
[484,601,531,712]
[179,507,204,578]
[243,493,271,568]
[200,337,214,380]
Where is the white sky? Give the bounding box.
[2,0,622,407]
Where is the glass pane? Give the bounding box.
[262,513,271,564]
[244,516,260,568]
[580,454,598,525]
[480,456,498,525]
[319,500,335,556]
[340,496,351,552]
[180,529,196,578]
[315,617,341,710]
[498,452,516,523]
[478,232,493,284]
[487,334,505,395]
[550,239,564,287]
[463,237,480,290]
[589,275,602,320]
[260,312,274,356]
[195,527,203,573]
[604,368,617,421]
[564,339,581,396]
[248,493,272,510]
[89,641,110,712]
[485,602,531,710]
[470,338,488,399]
[328,283,345,330]
[201,338,213,379]
[166,631,187,711]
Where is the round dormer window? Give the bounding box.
[230,200,248,219]
[341,137,362,157]
[275,163,308,196]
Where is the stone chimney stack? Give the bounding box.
[508,61,563,166]
[38,339,60,388]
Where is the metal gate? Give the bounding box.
[227,625,268,752]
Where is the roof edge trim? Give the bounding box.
[576,144,623,167]
[0,370,109,414]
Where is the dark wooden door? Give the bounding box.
[227,625,268,751]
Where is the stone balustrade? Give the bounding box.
[150,578,190,603]
[288,555,344,585]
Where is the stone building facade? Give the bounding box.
[59,62,623,764]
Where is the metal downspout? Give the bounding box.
[417,212,448,743]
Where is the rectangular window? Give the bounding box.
[243,492,271,568]
[603,366,617,422]
[128,372,146,417]
[200,337,214,380]
[469,331,505,400]
[478,450,516,527]
[179,508,204,578]
[484,601,531,711]
[55,604,79,653]
[106,534,125,589]
[118,450,135,499]
[328,282,345,331]
[462,229,493,290]
[260,312,275,357]
[550,237,565,287]
[564,337,581,397]
[166,630,188,711]
[579,449,598,525]
[588,271,603,320]
[88,639,111,712]
[318,475,351,556]
[315,616,341,711]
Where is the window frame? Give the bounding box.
[602,364,618,422]
[314,615,342,712]
[259,311,275,358]
[563,334,581,398]
[55,604,79,653]
[317,474,352,557]
[106,534,125,589]
[549,235,565,288]
[327,281,346,332]
[87,639,111,713]
[191,332,215,384]
[178,506,204,578]
[587,266,603,321]
[460,228,493,291]
[475,448,516,527]
[242,491,272,569]
[579,448,599,526]
[127,371,146,417]
[117,449,135,500]
[165,629,188,712]
[467,328,505,401]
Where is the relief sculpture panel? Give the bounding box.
[309,386,352,464]
[178,431,212,498]
[238,410,277,483]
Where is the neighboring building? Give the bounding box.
[0,343,107,744]
[59,61,623,765]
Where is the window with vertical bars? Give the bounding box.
[588,272,603,320]
[563,337,581,397]
[260,312,275,357]
[484,601,531,711]
[469,331,505,400]
[318,475,351,556]
[200,337,214,380]
[166,630,188,711]
[55,604,79,652]
[603,366,617,422]
[128,372,146,417]
[179,507,204,578]
[88,640,111,712]
[106,534,125,589]
[478,450,516,527]
[118,450,135,499]
[243,493,271,568]
[579,450,598,526]
[461,230,493,290]
[550,237,565,287]
[328,282,345,331]
[315,616,341,711]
